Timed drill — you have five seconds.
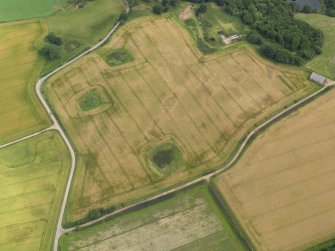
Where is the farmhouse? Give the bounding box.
[310,72,326,84]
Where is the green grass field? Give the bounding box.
[296,14,335,79]
[0,131,70,251]
[0,20,51,145]
[60,184,246,251]
[43,0,125,73]
[0,0,64,22]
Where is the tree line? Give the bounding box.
[212,0,324,65]
[325,0,335,17]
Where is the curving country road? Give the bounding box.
[0,1,333,249]
[36,18,124,251]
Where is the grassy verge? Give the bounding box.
[209,179,255,251]
[306,238,335,250]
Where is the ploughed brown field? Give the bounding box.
[216,89,335,251]
[45,16,315,222]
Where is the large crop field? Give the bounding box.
[45,17,316,222]
[0,20,50,145]
[60,184,246,251]
[0,131,70,251]
[216,89,335,250]
[0,0,63,22]
[297,14,335,79]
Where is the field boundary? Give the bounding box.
[208,179,255,251]
[60,81,333,236]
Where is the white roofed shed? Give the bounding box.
[310,72,326,84]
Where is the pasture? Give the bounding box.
[43,0,125,73]
[0,0,63,22]
[60,185,246,251]
[216,89,335,250]
[44,17,316,223]
[296,14,335,79]
[0,131,70,251]
[0,20,50,145]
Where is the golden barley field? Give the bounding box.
[216,88,335,251]
[45,16,316,222]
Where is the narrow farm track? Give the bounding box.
[0,2,332,249]
[0,125,54,150]
[62,82,333,234]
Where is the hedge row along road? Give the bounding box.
[0,1,333,250]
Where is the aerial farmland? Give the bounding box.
[1,0,335,250]
[60,185,246,251]
[215,88,335,251]
[44,16,316,223]
[0,132,70,250]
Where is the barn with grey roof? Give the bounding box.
[310,72,326,84]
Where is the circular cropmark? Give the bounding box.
[150,141,182,174]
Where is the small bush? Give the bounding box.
[88,209,103,220]
[119,11,129,24]
[153,149,174,168]
[79,89,104,111]
[45,32,62,46]
[195,3,207,16]
[152,3,168,14]
[103,48,134,67]
[184,19,196,28]
[39,45,61,61]
[247,31,263,45]
[197,36,216,54]
[301,5,317,13]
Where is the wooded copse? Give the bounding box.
[192,0,325,65]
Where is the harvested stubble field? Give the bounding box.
[60,185,246,251]
[0,131,70,251]
[45,17,316,222]
[0,20,50,145]
[216,89,335,251]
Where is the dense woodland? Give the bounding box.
[215,0,324,65]
[325,0,335,16]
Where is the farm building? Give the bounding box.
[310,72,326,84]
